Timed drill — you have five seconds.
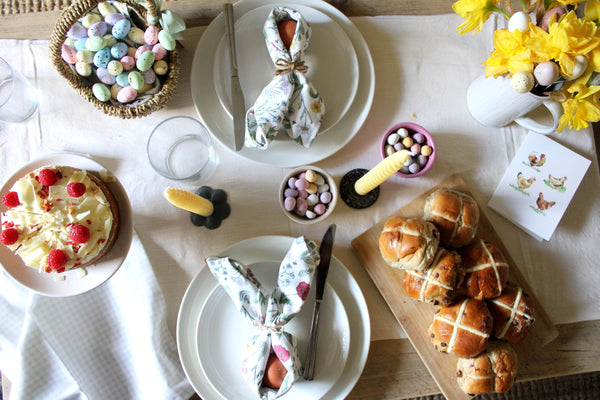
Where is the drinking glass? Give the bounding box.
[0,56,38,123]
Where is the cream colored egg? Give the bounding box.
[508,11,530,33]
[510,71,535,93]
[534,61,560,86]
[566,55,587,80]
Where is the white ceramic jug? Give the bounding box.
[466,74,563,134]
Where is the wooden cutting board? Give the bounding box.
[351,174,558,400]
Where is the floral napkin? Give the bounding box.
[205,236,320,399]
[245,7,326,149]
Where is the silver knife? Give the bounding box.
[303,224,337,380]
[223,3,245,151]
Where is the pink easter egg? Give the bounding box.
[120,55,135,70]
[61,44,78,64]
[116,86,138,103]
[540,7,566,32]
[152,43,167,60]
[135,45,151,60]
[144,25,160,45]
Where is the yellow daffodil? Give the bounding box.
[483,28,534,77]
[557,0,585,8]
[453,0,506,35]
[584,0,600,21]
[557,82,600,131]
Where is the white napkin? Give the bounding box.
[0,230,194,400]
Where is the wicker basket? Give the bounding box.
[48,0,181,119]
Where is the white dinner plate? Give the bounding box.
[196,260,350,400]
[0,152,133,297]
[177,235,371,400]
[191,0,375,167]
[213,4,359,135]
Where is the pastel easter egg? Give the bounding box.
[508,11,530,33]
[67,22,88,39]
[120,55,135,70]
[76,49,94,64]
[534,61,560,86]
[510,71,535,93]
[142,68,156,84]
[86,36,107,52]
[74,38,88,51]
[139,82,153,93]
[152,43,167,60]
[104,13,126,25]
[134,44,151,59]
[116,72,130,87]
[107,60,123,76]
[112,19,131,39]
[566,55,587,80]
[144,25,160,46]
[75,61,92,77]
[136,51,155,72]
[126,46,137,57]
[92,83,111,102]
[153,59,168,75]
[158,29,176,50]
[98,1,118,17]
[93,47,112,68]
[110,83,123,99]
[103,34,117,47]
[117,86,138,103]
[61,44,78,64]
[540,7,566,32]
[88,21,108,37]
[127,70,145,90]
[96,67,116,85]
[127,26,145,45]
[82,13,102,28]
[64,37,76,47]
[110,42,128,59]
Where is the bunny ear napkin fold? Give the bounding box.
[205,236,320,399]
[245,7,326,150]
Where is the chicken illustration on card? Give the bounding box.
[488,132,591,241]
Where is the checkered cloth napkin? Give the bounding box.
[0,231,193,400]
[245,7,326,149]
[205,236,320,399]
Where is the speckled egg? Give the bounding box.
[144,25,160,45]
[116,72,130,87]
[96,67,116,85]
[139,82,153,93]
[120,55,135,71]
[61,44,78,64]
[74,38,88,51]
[107,60,123,76]
[510,71,535,93]
[508,11,530,33]
[158,29,176,51]
[64,37,76,47]
[135,44,151,59]
[67,22,88,39]
[92,83,111,102]
[152,43,167,60]
[75,61,92,77]
[110,83,123,99]
[82,13,102,28]
[142,68,156,84]
[126,46,137,57]
[103,34,117,47]
[534,61,560,86]
[76,49,94,64]
[86,36,107,52]
[110,42,128,59]
[88,21,108,37]
[127,26,145,45]
[104,13,125,25]
[117,86,138,103]
[112,19,131,39]
[128,70,145,90]
[98,1,117,17]
[136,51,155,72]
[153,59,168,75]
[93,47,112,68]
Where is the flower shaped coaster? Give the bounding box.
[205,236,320,399]
[245,7,326,149]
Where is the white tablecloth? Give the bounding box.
[1,12,600,384]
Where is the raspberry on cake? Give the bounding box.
[0,165,120,275]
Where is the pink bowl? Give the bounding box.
[380,122,436,178]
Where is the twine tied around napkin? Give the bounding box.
[205,236,320,399]
[245,7,326,150]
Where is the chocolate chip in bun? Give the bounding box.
[402,247,463,306]
[378,217,440,271]
[456,341,518,395]
[487,283,535,343]
[428,298,492,358]
[458,239,509,300]
[423,188,479,249]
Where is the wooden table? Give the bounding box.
[1,1,599,399]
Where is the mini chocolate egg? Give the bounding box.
[135,44,151,60]
[386,132,400,145]
[107,60,123,76]
[566,55,587,80]
[127,26,146,45]
[64,37,76,47]
[508,11,530,33]
[110,83,123,99]
[86,36,107,52]
[263,353,287,389]
[92,83,111,102]
[76,49,94,63]
[402,136,414,148]
[158,29,176,50]
[412,132,425,144]
[143,68,156,84]
[74,38,88,51]
[510,71,535,93]
[96,67,117,84]
[540,7,566,32]
[61,44,78,64]
[120,55,135,71]
[534,61,559,86]
[117,86,137,103]
[128,70,145,90]
[408,162,421,174]
[98,1,117,16]
[112,19,131,39]
[75,61,92,77]
[417,154,429,167]
[144,25,160,45]
[103,34,117,47]
[67,22,88,39]
[93,47,112,68]
[136,51,155,72]
[410,143,421,154]
[104,13,126,26]
[88,21,108,37]
[111,42,128,59]
[397,127,409,138]
[82,13,102,28]
[116,72,130,87]
[421,145,433,156]
[152,43,167,60]
[153,59,169,75]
